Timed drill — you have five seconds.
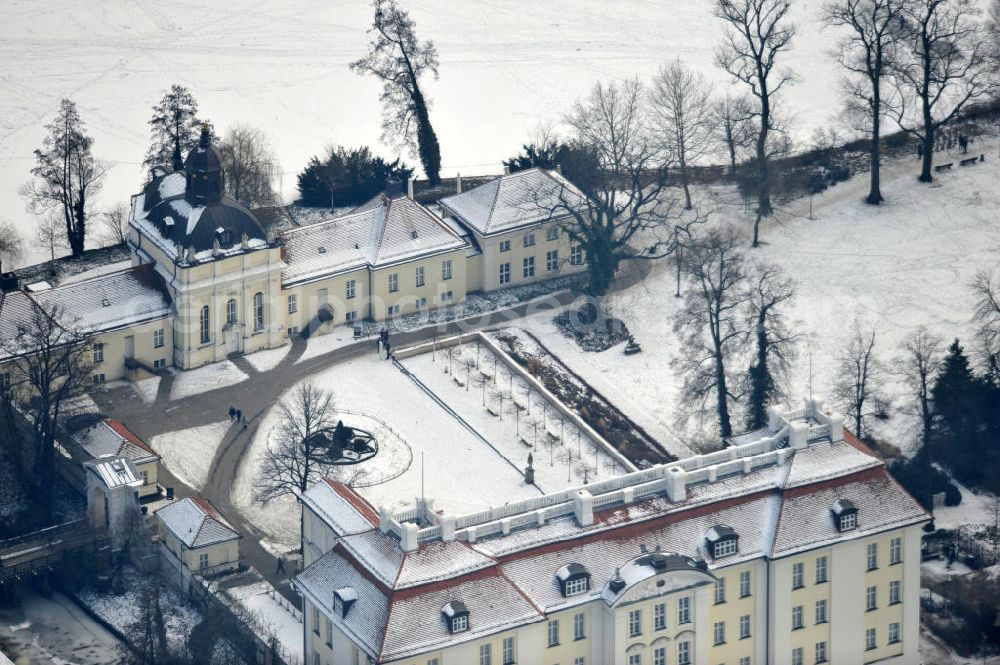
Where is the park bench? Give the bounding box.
[453,375,465,388]
[934,163,953,172]
[960,157,979,167]
[512,395,527,411]
[519,436,533,448]
[486,405,500,417]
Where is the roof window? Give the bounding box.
[318,246,326,254]
[556,563,591,597]
[441,600,469,633]
[333,587,357,618]
[831,499,858,532]
[705,524,739,558]
[101,298,111,307]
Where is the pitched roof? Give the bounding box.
[300,479,379,538]
[72,419,160,465]
[281,195,467,286]
[84,456,143,490]
[155,496,240,549]
[440,168,586,236]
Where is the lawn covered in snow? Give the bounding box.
[169,361,248,401]
[244,343,291,373]
[150,420,232,490]
[225,581,302,664]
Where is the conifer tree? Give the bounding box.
[145,85,204,170]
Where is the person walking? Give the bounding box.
[235,408,242,423]
[242,416,249,430]
[228,406,235,421]
[384,339,391,360]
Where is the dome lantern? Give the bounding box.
[185,123,225,205]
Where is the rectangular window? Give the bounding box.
[440,291,453,303]
[792,562,804,589]
[93,343,104,364]
[198,553,209,569]
[890,537,902,564]
[740,614,751,639]
[713,620,725,645]
[153,328,165,348]
[416,297,427,309]
[740,658,751,665]
[867,543,878,571]
[654,602,666,631]
[288,326,299,337]
[574,611,585,640]
[387,304,400,317]
[546,226,559,241]
[479,643,491,665]
[499,262,511,285]
[815,641,827,664]
[570,244,583,265]
[815,599,828,624]
[840,512,857,531]
[628,655,642,665]
[345,311,357,322]
[865,627,877,650]
[288,294,298,314]
[816,556,828,583]
[677,640,691,665]
[714,578,726,604]
[654,648,667,665]
[889,580,901,604]
[888,622,901,644]
[678,596,691,624]
[92,373,106,385]
[547,620,559,647]
[140,470,149,485]
[628,609,642,637]
[415,266,425,287]
[546,249,559,272]
[503,637,514,665]
[200,305,210,344]
[312,607,320,635]
[523,233,535,247]
[452,615,468,632]
[866,585,877,611]
[792,605,804,629]
[253,292,264,331]
[740,570,752,597]
[153,358,166,370]
[428,660,439,665]
[575,658,585,665]
[792,647,803,665]
[388,273,398,293]
[522,256,535,278]
[325,618,332,648]
[346,280,356,299]
[499,240,511,252]
[442,259,453,280]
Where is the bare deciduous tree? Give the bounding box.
[825,0,906,204]
[21,99,107,257]
[715,0,796,245]
[34,212,68,269]
[101,201,130,246]
[0,221,23,274]
[0,301,94,522]
[649,60,715,210]
[889,0,994,182]
[351,0,442,185]
[895,326,944,448]
[713,93,755,176]
[971,269,1000,379]
[256,382,336,503]
[742,261,797,430]
[832,319,885,440]
[674,227,747,438]
[218,124,280,210]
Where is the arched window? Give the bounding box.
[199,305,211,344]
[226,299,238,326]
[253,292,264,331]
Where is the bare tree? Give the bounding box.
[989,0,1000,65]
[742,261,798,430]
[674,227,747,438]
[100,201,130,246]
[34,212,68,271]
[649,60,715,210]
[715,0,796,245]
[713,93,755,176]
[825,0,906,204]
[0,301,94,522]
[256,382,336,503]
[0,221,23,274]
[535,79,704,298]
[832,319,885,440]
[895,326,944,448]
[351,0,442,185]
[971,268,1000,379]
[21,99,107,257]
[889,0,994,182]
[218,124,280,210]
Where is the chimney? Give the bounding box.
[401,522,419,552]
[503,165,510,176]
[456,173,463,194]
[828,414,845,442]
[407,177,414,200]
[667,466,687,502]
[378,505,392,534]
[789,422,809,450]
[241,231,249,250]
[573,490,594,527]
[440,514,456,541]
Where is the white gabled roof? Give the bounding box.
[155,496,240,549]
[72,419,160,466]
[281,194,467,286]
[85,456,143,490]
[440,168,586,236]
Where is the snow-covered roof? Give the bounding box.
[155,496,240,549]
[280,194,467,286]
[439,168,586,236]
[84,456,143,490]
[300,479,379,537]
[72,419,160,466]
[0,265,172,361]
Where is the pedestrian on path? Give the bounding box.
[229,406,235,421]
[276,556,286,575]
[235,409,242,423]
[384,339,391,360]
[242,416,249,430]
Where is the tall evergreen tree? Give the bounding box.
[145,85,203,170]
[930,340,979,466]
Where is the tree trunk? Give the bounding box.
[725,124,738,176]
[680,160,693,210]
[748,317,769,429]
[752,213,762,248]
[919,128,935,183]
[70,189,86,257]
[756,94,772,220]
[866,91,883,204]
[715,347,732,438]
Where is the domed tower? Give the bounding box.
[185,124,224,205]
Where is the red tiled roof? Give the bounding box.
[325,478,380,525]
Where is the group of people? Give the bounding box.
[228,406,249,430]
[917,127,973,157]
[376,328,392,360]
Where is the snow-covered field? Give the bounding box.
[244,342,291,372]
[3,0,862,265]
[226,581,302,665]
[169,360,248,401]
[150,420,232,489]
[133,375,161,404]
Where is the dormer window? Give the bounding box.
[333,587,357,618]
[442,600,469,634]
[411,229,418,239]
[831,499,858,532]
[318,246,327,254]
[706,525,739,559]
[556,563,591,597]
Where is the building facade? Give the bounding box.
[294,401,927,665]
[155,495,241,591]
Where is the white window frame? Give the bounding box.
[546,226,559,241]
[415,266,425,287]
[792,605,804,629]
[678,596,690,624]
[628,608,642,637]
[865,627,877,650]
[792,647,804,665]
[442,259,453,280]
[565,577,589,596]
[653,602,666,631]
[546,249,559,272]
[388,273,399,293]
[840,512,857,531]
[867,543,878,570]
[714,577,726,604]
[654,648,667,665]
[523,233,535,247]
[93,343,104,364]
[226,298,238,326]
[253,292,264,331]
[502,636,515,665]
[200,305,211,344]
[346,280,356,299]
[387,304,400,317]
[574,611,585,640]
[198,553,209,570]
[499,262,511,285]
[451,615,468,633]
[890,537,902,565]
[440,291,453,303]
[889,579,901,605]
[816,640,827,663]
[570,244,583,265]
[547,619,559,647]
[288,294,297,314]
[345,311,357,322]
[740,613,751,639]
[153,328,164,348]
[792,562,804,589]
[888,622,900,644]
[713,620,725,645]
[866,585,877,611]
[522,256,535,278]
[715,538,738,558]
[499,239,511,252]
[816,555,828,583]
[815,599,828,624]
[677,640,691,665]
[740,570,751,597]
[479,643,491,665]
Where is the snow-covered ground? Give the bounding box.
[133,375,161,404]
[169,360,248,401]
[244,342,291,372]
[58,259,132,285]
[150,420,232,489]
[1,0,899,266]
[0,590,122,665]
[933,479,999,532]
[226,581,302,665]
